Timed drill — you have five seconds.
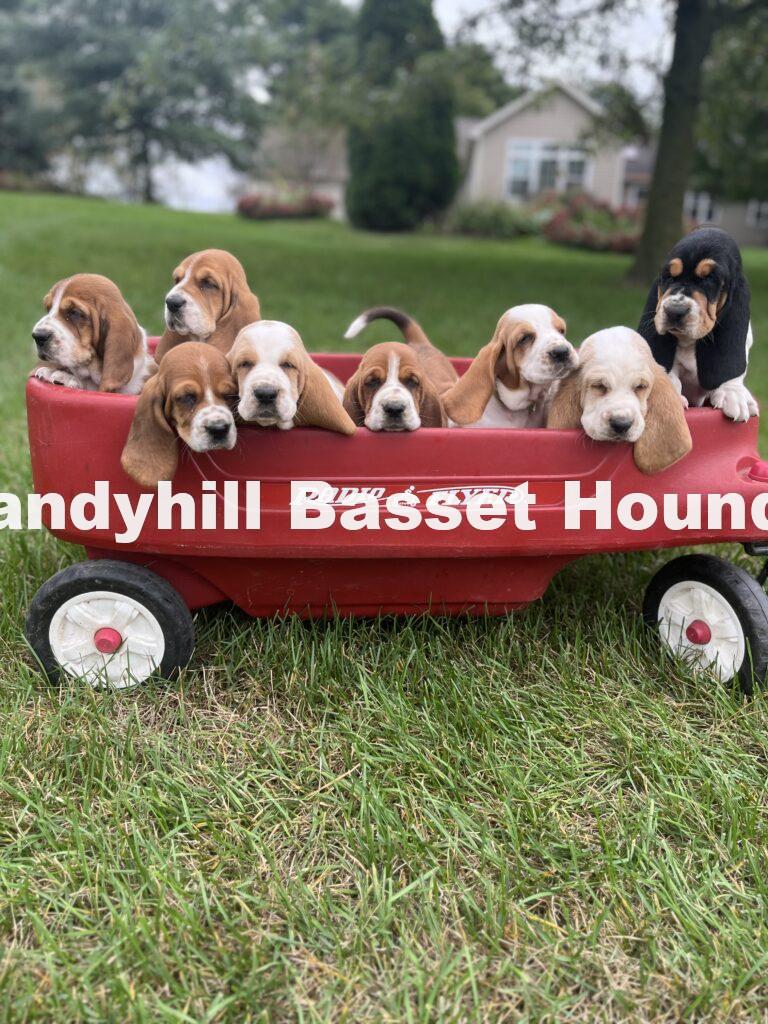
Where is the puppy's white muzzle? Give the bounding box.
[238,367,297,428]
[366,383,420,431]
[188,404,236,452]
[32,313,80,368]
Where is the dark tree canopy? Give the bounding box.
[347,0,459,231]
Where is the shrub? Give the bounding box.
[542,192,643,253]
[446,201,538,239]
[236,192,334,221]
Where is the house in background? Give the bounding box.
[460,81,768,247]
[461,82,626,209]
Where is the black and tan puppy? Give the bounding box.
[638,227,757,421]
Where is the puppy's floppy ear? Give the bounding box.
[342,368,366,426]
[297,357,356,435]
[441,320,519,425]
[100,298,143,392]
[120,375,178,488]
[696,272,750,390]
[418,378,445,428]
[633,365,692,475]
[637,279,677,373]
[546,372,583,429]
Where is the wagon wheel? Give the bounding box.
[25,560,194,690]
[643,554,768,694]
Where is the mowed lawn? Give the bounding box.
[3,192,768,1022]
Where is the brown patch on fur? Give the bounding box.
[633,365,692,474]
[695,258,716,278]
[691,290,718,332]
[343,342,444,428]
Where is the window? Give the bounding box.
[684,191,721,225]
[746,199,768,229]
[505,141,591,201]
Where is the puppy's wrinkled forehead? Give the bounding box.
[362,342,420,375]
[231,320,303,364]
[505,303,567,335]
[45,273,118,312]
[581,327,651,375]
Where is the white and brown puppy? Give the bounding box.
[344,306,459,398]
[343,342,445,431]
[442,304,578,428]
[121,343,237,489]
[228,321,355,434]
[156,249,261,361]
[547,327,692,475]
[31,274,152,394]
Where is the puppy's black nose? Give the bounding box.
[383,400,405,417]
[548,346,571,364]
[165,294,186,313]
[664,297,688,321]
[609,415,633,436]
[205,421,230,442]
[253,385,278,404]
[32,328,52,348]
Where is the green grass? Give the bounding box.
[3,192,768,1022]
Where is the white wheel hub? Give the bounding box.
[48,590,165,690]
[657,580,745,681]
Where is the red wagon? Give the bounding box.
[24,347,768,692]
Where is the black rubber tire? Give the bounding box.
[643,553,768,693]
[25,560,194,687]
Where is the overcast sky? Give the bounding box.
[364,0,674,98]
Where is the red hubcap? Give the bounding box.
[685,619,712,645]
[94,627,123,654]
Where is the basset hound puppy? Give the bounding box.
[547,327,692,475]
[344,306,459,397]
[342,342,445,431]
[156,249,261,361]
[442,304,578,428]
[31,274,152,394]
[228,321,355,434]
[638,227,757,422]
[121,342,237,489]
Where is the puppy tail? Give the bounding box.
[344,307,431,350]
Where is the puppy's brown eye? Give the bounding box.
[177,392,197,408]
[67,308,85,320]
[592,382,608,395]
[519,333,535,346]
[238,360,254,371]
[403,376,419,390]
[280,361,295,371]
[634,382,649,392]
[365,376,381,390]
[200,278,218,290]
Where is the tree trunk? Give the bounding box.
[136,133,155,204]
[628,0,715,283]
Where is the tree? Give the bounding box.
[346,0,459,231]
[693,15,768,201]
[21,0,262,202]
[493,0,767,280]
[448,40,519,119]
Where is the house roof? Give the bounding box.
[468,81,604,141]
